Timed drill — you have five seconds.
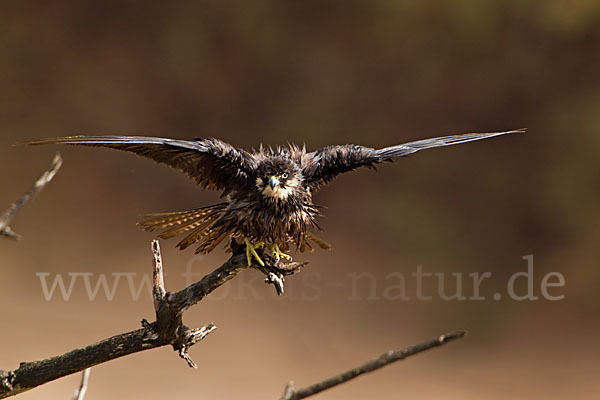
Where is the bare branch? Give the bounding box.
[72,369,90,400]
[151,240,166,311]
[166,240,307,312]
[281,330,466,400]
[0,153,62,240]
[0,240,303,398]
[279,381,295,400]
[177,324,217,368]
[1,233,462,399]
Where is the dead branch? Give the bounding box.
[0,234,463,399]
[279,330,466,400]
[72,369,90,400]
[0,240,303,398]
[0,153,62,240]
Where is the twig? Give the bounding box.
[279,330,466,400]
[72,369,90,400]
[0,153,62,240]
[0,240,304,398]
[177,324,217,368]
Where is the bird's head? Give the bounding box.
[256,158,302,201]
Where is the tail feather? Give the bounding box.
[140,203,228,252]
[176,228,205,250]
[200,230,230,254]
[174,216,223,249]
[140,211,201,232]
[140,203,226,232]
[156,208,223,239]
[157,216,204,239]
[186,228,229,254]
[305,232,333,250]
[299,236,314,253]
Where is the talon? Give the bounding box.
[266,243,293,263]
[244,238,265,266]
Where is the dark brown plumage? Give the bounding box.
[28,129,523,264]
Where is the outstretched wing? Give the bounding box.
[27,136,258,193]
[303,129,524,188]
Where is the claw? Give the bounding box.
[266,243,293,263]
[244,238,265,266]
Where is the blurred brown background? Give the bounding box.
[1,1,599,399]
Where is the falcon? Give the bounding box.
[28,129,522,266]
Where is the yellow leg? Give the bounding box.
[244,238,265,266]
[266,243,293,263]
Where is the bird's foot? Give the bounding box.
[244,238,265,266]
[266,243,293,263]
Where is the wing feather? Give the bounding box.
[304,129,524,188]
[27,136,257,193]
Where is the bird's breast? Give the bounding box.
[222,194,316,243]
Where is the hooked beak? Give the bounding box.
[268,176,280,189]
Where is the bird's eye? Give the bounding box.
[281,173,288,179]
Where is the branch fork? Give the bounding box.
[0,238,305,398]
[147,239,304,368]
[1,228,464,400]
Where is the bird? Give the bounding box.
[28,129,523,266]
